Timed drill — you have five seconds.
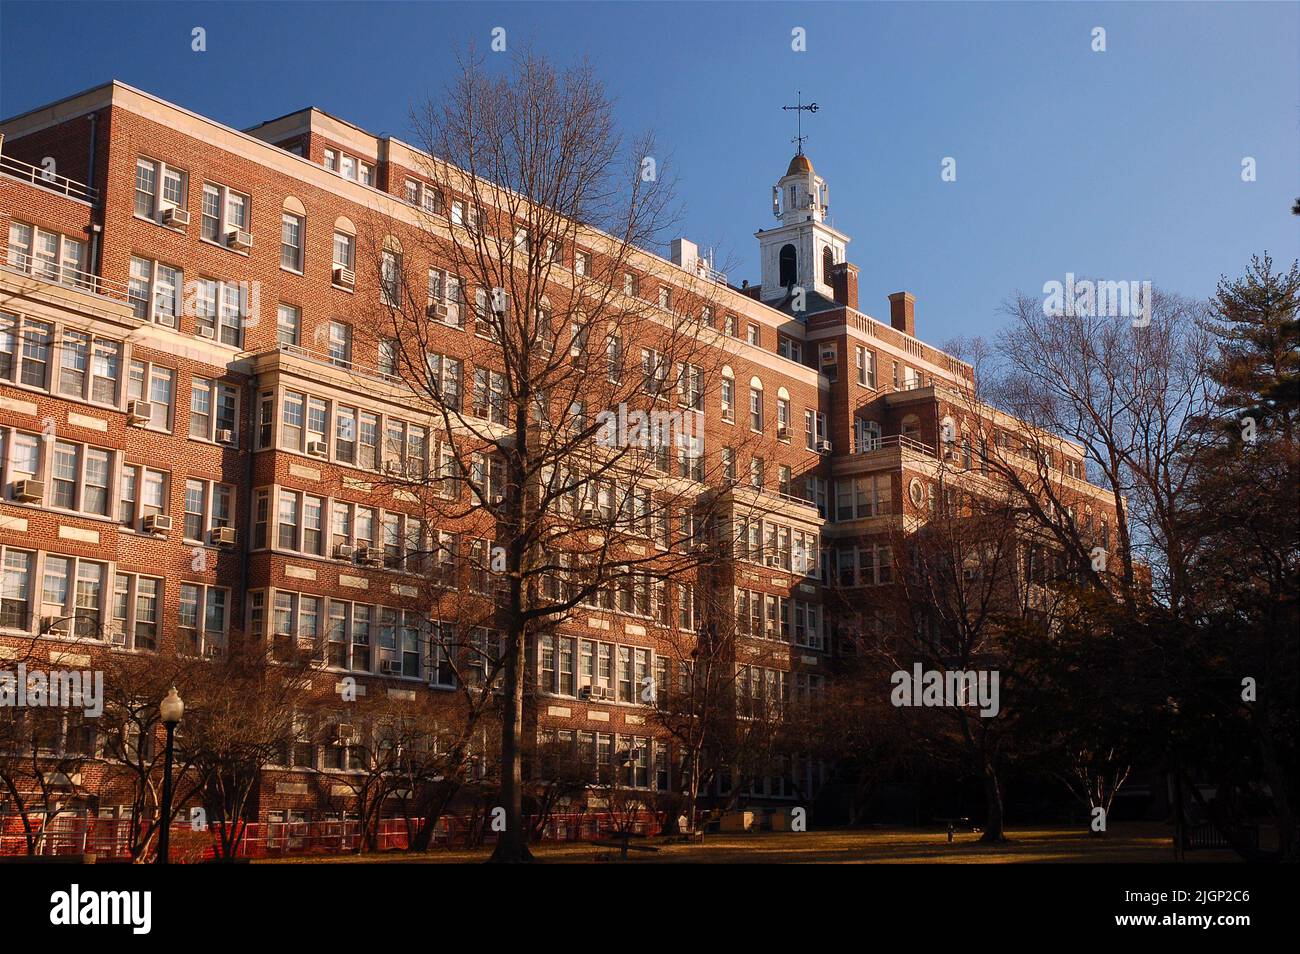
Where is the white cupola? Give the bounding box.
[755,151,851,306]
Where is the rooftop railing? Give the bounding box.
[0,153,98,204]
[0,248,132,305]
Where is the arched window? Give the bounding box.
[779,244,797,287]
[822,246,835,282]
[749,376,764,432]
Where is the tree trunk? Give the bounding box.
[489,621,534,863]
[980,767,1007,842]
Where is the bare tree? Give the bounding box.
[352,49,756,862]
[179,640,314,861]
[990,288,1219,612]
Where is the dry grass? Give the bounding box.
[255,822,1240,864]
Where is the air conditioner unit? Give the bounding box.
[428,302,451,320]
[306,440,328,457]
[578,686,594,701]
[161,206,189,227]
[333,266,355,288]
[490,493,505,506]
[817,440,833,454]
[381,659,404,676]
[210,526,238,547]
[13,479,44,503]
[142,513,172,535]
[215,427,234,444]
[196,324,215,339]
[776,425,788,439]
[126,401,152,426]
[334,543,356,560]
[226,229,253,251]
[335,723,356,744]
[766,555,781,568]
[107,628,127,647]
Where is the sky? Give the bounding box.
[1,1,1296,347]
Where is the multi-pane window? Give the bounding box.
[834,474,893,521]
[275,489,326,556]
[200,182,250,244]
[7,223,89,288]
[183,479,233,544]
[110,573,160,650]
[472,368,507,424]
[328,321,352,366]
[178,582,229,657]
[46,441,112,516]
[676,363,703,410]
[127,360,174,431]
[280,213,303,271]
[118,464,167,530]
[276,304,301,347]
[39,555,105,639]
[856,346,877,388]
[749,387,763,432]
[427,269,462,326]
[380,250,402,306]
[425,353,463,411]
[135,158,187,221]
[0,548,33,631]
[189,377,238,444]
[127,257,181,326]
[332,232,355,275]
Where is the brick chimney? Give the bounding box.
[888,291,915,337]
[829,262,859,310]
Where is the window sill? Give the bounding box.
[133,212,187,235]
[198,236,250,258]
[331,282,355,294]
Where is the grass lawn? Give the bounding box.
[255,822,1239,864]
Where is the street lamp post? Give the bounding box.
[157,687,184,864]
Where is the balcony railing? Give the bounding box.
[0,248,132,305]
[853,433,935,456]
[0,153,98,204]
[272,341,405,386]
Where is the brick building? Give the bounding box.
[0,81,1118,835]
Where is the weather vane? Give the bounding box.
[782,91,819,155]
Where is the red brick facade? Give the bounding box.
[0,82,1117,832]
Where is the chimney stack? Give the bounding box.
[830,262,859,310]
[888,291,915,338]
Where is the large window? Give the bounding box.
[189,377,239,444]
[128,257,182,326]
[183,479,234,544]
[0,548,34,631]
[200,181,250,244]
[280,212,303,271]
[111,573,160,651]
[118,464,168,531]
[179,582,229,656]
[39,555,105,639]
[127,360,174,431]
[7,223,88,288]
[135,158,188,222]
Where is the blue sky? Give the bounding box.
[1,1,1295,346]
